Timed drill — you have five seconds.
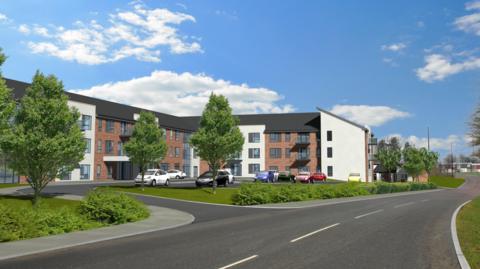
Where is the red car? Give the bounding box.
[308,172,327,183]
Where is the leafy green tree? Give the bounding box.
[0,49,15,146]
[419,147,439,180]
[124,111,167,190]
[470,102,480,146]
[375,146,401,182]
[2,71,85,205]
[403,146,425,182]
[190,94,244,193]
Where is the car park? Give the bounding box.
[195,171,229,187]
[219,169,235,184]
[294,172,311,183]
[134,169,169,187]
[309,172,327,183]
[167,169,186,179]
[348,173,361,182]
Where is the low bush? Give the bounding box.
[232,181,437,205]
[80,189,150,224]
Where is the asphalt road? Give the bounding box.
[2,175,479,269]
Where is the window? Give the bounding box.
[248,163,260,174]
[106,120,114,133]
[269,133,281,142]
[160,163,169,171]
[298,147,310,160]
[248,133,260,143]
[96,164,101,178]
[269,148,282,159]
[193,149,198,159]
[97,140,102,153]
[97,119,103,131]
[299,166,310,172]
[170,129,174,140]
[248,148,260,158]
[327,130,332,141]
[80,165,90,180]
[120,122,127,135]
[118,142,123,156]
[84,138,91,153]
[285,148,291,158]
[107,165,113,179]
[327,166,333,177]
[175,147,180,157]
[105,140,113,154]
[81,115,92,131]
[297,132,310,143]
[175,130,180,141]
[327,147,333,158]
[269,166,279,171]
[285,132,291,142]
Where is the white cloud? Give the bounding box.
[71,70,295,116]
[329,105,411,127]
[0,13,8,23]
[18,2,201,64]
[455,1,480,35]
[416,54,480,82]
[381,43,406,52]
[386,134,461,151]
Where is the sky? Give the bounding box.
[0,0,479,158]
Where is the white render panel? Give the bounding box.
[65,100,96,182]
[320,112,367,182]
[239,125,266,177]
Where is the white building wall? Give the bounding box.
[191,149,200,178]
[63,100,96,182]
[320,111,367,182]
[239,125,266,177]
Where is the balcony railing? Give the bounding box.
[119,128,133,137]
[296,154,310,161]
[296,137,310,145]
[369,137,378,145]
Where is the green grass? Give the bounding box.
[457,196,480,269]
[429,175,465,188]
[0,183,26,189]
[107,186,238,205]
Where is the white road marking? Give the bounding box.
[354,209,384,219]
[290,223,340,243]
[218,255,259,269]
[394,202,415,208]
[421,199,429,202]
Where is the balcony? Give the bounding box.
[368,154,376,161]
[369,137,378,145]
[296,137,310,145]
[119,128,133,137]
[295,154,310,161]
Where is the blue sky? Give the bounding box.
[0,0,479,157]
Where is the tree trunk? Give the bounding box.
[212,168,217,195]
[32,183,41,207]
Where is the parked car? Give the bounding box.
[309,172,327,183]
[254,171,275,183]
[348,173,361,182]
[294,172,311,183]
[167,169,186,179]
[278,171,294,182]
[219,169,235,184]
[134,169,169,187]
[195,171,229,187]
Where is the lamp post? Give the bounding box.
[450,143,454,177]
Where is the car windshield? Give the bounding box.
[144,171,156,175]
[199,172,213,177]
[168,170,177,173]
[299,172,310,175]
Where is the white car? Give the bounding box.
[134,169,169,187]
[219,169,235,184]
[167,169,187,179]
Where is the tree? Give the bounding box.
[189,94,244,193]
[470,102,480,146]
[419,147,439,180]
[403,146,425,182]
[375,146,402,182]
[124,111,167,190]
[443,154,457,165]
[2,71,85,205]
[0,49,15,147]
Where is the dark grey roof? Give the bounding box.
[4,78,196,132]
[316,107,368,131]
[183,112,320,132]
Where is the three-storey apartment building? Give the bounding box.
[3,78,376,183]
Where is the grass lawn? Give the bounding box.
[106,186,238,205]
[429,175,465,188]
[457,197,480,269]
[0,183,27,189]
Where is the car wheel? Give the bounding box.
[195,182,201,188]
[176,175,180,179]
[164,179,169,186]
[151,180,156,187]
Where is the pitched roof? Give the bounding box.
[316,107,368,131]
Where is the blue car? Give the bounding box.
[254,171,275,183]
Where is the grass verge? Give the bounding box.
[429,175,465,188]
[107,186,237,205]
[0,183,26,189]
[457,196,480,269]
